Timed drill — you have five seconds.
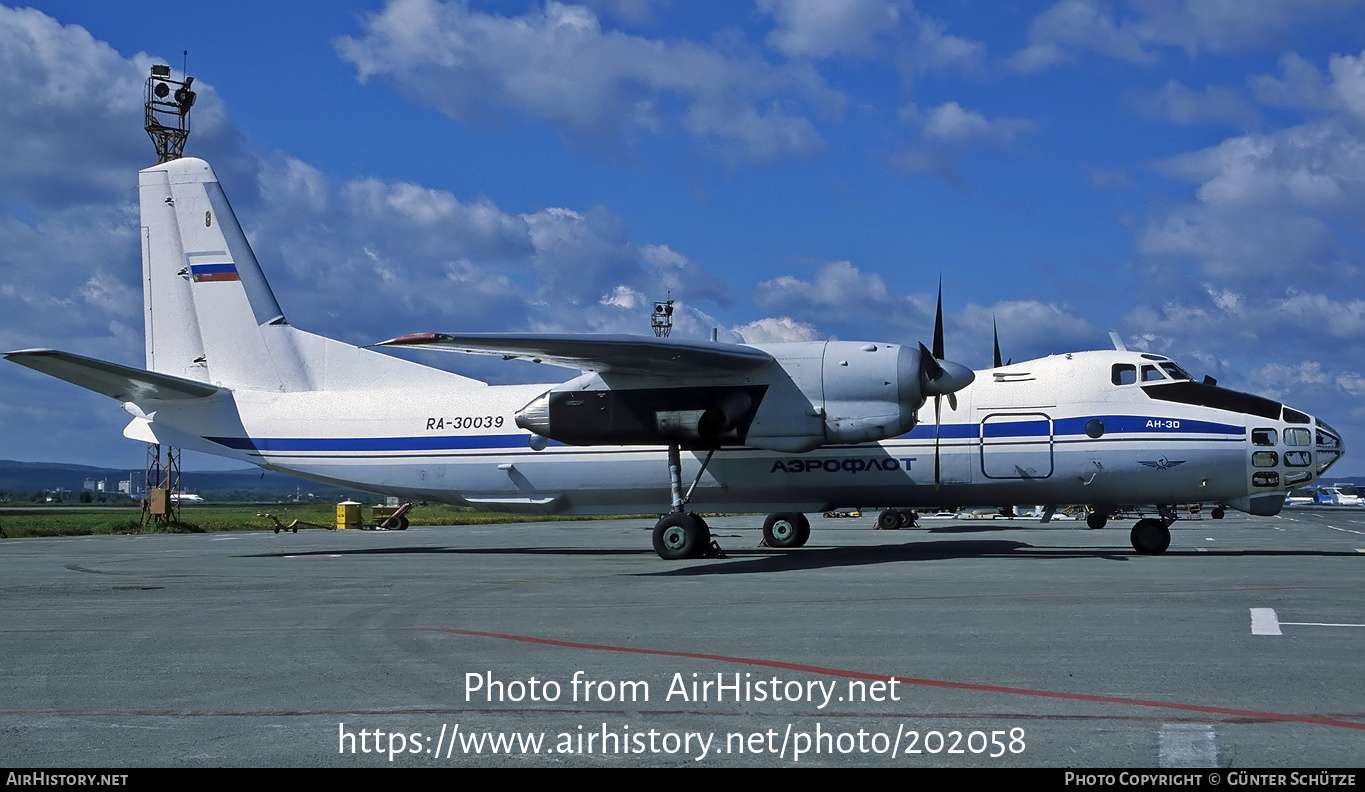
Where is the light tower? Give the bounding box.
[144,63,195,164]
[651,297,674,337]
[140,62,196,527]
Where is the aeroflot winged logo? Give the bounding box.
[1137,457,1186,471]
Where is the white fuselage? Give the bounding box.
[131,349,1341,517]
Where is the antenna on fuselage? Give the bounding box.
[1108,331,1127,352]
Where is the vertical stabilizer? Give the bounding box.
[140,165,208,382]
[139,157,485,393]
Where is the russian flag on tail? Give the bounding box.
[190,263,239,282]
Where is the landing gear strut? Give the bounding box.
[1130,505,1176,555]
[651,443,721,560]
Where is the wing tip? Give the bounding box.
[377,333,441,347]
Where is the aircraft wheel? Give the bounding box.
[397,515,409,530]
[763,512,808,548]
[1211,507,1225,520]
[877,509,902,530]
[1086,510,1108,530]
[653,513,710,560]
[1130,519,1171,555]
[897,510,916,528]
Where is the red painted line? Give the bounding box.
[440,628,1365,731]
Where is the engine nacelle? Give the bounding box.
[514,339,971,454]
[817,341,925,445]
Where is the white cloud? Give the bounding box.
[759,0,901,60]
[754,260,910,326]
[750,262,1099,366]
[335,0,841,162]
[1138,53,1365,300]
[1254,50,1365,125]
[757,0,984,88]
[1128,80,1259,128]
[1009,0,1154,72]
[1009,0,1360,72]
[895,102,1035,189]
[732,316,823,343]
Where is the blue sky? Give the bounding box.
[2,0,1363,476]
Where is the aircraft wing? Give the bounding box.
[378,333,775,376]
[5,349,224,402]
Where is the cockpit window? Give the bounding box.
[1159,362,1192,380]
[1283,407,1310,424]
[1141,365,1166,382]
[1112,364,1136,386]
[1252,428,1277,446]
[1284,428,1311,447]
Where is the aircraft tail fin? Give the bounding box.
[139,158,483,392]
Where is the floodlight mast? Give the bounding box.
[140,62,195,526]
[651,297,674,337]
[144,63,195,164]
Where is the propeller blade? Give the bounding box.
[992,316,1003,369]
[933,393,942,487]
[947,392,958,411]
[918,342,944,382]
[933,281,945,362]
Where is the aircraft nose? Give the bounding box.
[1312,415,1345,475]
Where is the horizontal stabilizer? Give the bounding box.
[378,332,774,376]
[5,349,224,402]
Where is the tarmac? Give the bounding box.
[1,507,1362,768]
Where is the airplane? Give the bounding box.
[5,157,1347,559]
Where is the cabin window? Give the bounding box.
[1111,364,1136,386]
[1284,450,1312,467]
[1159,362,1192,380]
[1141,365,1165,382]
[1284,428,1311,447]
[1252,451,1277,467]
[1252,428,1277,446]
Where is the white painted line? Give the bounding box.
[1328,526,1365,536]
[1159,724,1218,768]
[1279,621,1365,628]
[1250,608,1282,635]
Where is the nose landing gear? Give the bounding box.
[1130,505,1177,555]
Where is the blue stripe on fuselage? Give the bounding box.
[206,414,1244,454]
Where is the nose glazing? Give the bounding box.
[1313,417,1345,476]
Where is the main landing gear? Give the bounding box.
[876,509,916,530]
[1129,505,1177,555]
[651,444,723,560]
[650,444,815,559]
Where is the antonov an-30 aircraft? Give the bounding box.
[6,158,1347,559]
